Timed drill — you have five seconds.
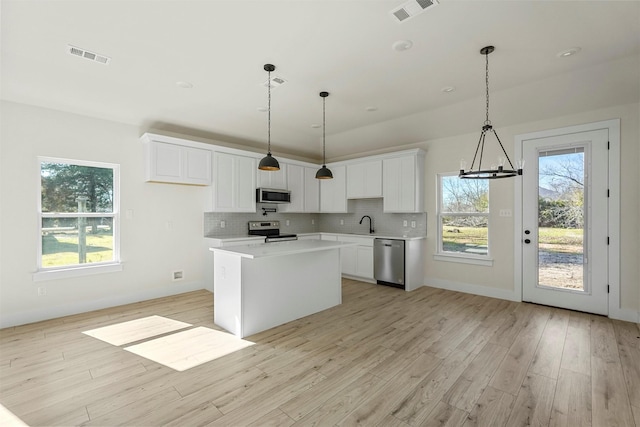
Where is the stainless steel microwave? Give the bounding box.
[256,188,291,204]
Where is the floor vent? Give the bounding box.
[67,45,111,65]
[390,0,439,23]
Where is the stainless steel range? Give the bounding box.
[248,221,298,242]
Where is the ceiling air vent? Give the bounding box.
[262,75,286,89]
[390,0,439,23]
[67,45,111,65]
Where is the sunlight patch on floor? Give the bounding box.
[0,404,28,427]
[83,315,192,346]
[124,327,254,371]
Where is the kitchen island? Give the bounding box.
[209,240,357,338]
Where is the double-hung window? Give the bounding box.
[35,157,121,280]
[436,173,492,265]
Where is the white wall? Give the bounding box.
[420,102,640,320]
[0,101,210,328]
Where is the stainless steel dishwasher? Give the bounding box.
[374,238,405,289]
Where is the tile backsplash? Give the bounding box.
[204,198,427,238]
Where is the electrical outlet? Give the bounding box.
[403,220,408,227]
[285,219,290,226]
[340,219,344,225]
[166,221,173,230]
[311,219,315,225]
[220,220,226,228]
[172,270,184,281]
[37,287,47,296]
[411,220,416,228]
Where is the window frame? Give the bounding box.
[34,156,122,281]
[435,172,493,266]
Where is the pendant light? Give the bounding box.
[315,91,333,179]
[459,46,523,179]
[258,64,280,171]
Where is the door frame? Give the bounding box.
[514,119,620,318]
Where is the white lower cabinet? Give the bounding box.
[324,234,374,280]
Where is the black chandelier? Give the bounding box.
[315,91,333,179]
[258,64,280,171]
[459,46,523,179]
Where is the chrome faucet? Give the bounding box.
[359,215,374,234]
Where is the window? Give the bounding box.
[436,173,491,264]
[36,157,121,279]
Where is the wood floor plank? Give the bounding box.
[443,343,509,412]
[420,401,468,427]
[591,356,636,427]
[559,317,591,376]
[489,305,550,395]
[337,352,442,426]
[549,368,591,427]
[390,349,476,426]
[1,285,638,427]
[506,373,556,427]
[463,386,515,427]
[529,308,570,379]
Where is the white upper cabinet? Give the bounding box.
[280,164,320,213]
[212,152,256,212]
[320,165,347,213]
[257,163,287,190]
[383,150,425,213]
[144,140,211,186]
[346,160,382,199]
[304,166,320,212]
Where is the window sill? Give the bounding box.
[434,253,493,267]
[33,263,123,282]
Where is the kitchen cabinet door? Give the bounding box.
[304,167,320,212]
[355,246,374,279]
[212,152,256,212]
[383,153,424,213]
[347,160,382,199]
[320,165,347,212]
[281,164,304,212]
[340,246,357,275]
[145,141,211,185]
[257,163,287,190]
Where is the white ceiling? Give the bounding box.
[2,1,639,161]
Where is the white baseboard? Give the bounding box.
[424,277,520,302]
[609,307,640,323]
[0,281,208,329]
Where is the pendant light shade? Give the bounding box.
[258,64,280,171]
[459,46,523,179]
[316,91,333,179]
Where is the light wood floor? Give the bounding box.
[1,279,639,426]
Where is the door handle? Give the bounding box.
[524,230,531,235]
[524,238,531,244]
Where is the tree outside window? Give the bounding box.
[39,158,119,269]
[438,174,489,256]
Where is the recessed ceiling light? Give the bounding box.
[441,86,455,93]
[176,81,193,89]
[556,47,581,58]
[311,124,321,129]
[365,106,378,112]
[392,40,413,52]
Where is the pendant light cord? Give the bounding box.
[322,96,326,165]
[485,50,490,126]
[267,69,272,154]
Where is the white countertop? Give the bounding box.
[209,239,357,259]
[205,232,426,244]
